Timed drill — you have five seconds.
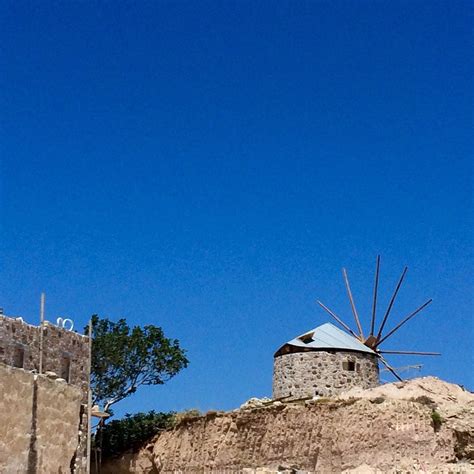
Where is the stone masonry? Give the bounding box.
[0,363,85,473]
[273,350,379,399]
[0,314,89,397]
[0,313,90,472]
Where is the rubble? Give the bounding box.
[240,397,272,409]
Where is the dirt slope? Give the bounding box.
[102,377,474,473]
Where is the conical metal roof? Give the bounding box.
[283,322,376,354]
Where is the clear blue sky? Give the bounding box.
[1,1,472,417]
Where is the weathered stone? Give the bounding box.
[0,364,84,473]
[273,350,379,399]
[0,314,90,472]
[0,315,89,397]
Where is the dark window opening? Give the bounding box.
[299,332,315,344]
[61,356,71,382]
[13,347,25,368]
[343,360,355,371]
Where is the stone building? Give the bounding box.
[0,312,89,396]
[0,311,90,472]
[273,322,379,399]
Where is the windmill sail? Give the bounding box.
[316,258,439,382]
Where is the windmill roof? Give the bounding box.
[283,322,376,354]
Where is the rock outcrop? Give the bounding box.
[101,377,474,473]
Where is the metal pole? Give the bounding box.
[38,293,45,374]
[86,319,93,474]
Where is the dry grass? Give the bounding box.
[173,409,202,425]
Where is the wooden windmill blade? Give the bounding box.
[378,355,403,382]
[376,299,433,346]
[380,364,423,373]
[379,350,441,356]
[375,266,408,342]
[342,268,364,340]
[316,257,439,384]
[370,255,381,336]
[316,300,361,340]
[380,364,423,382]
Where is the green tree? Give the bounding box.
[100,411,176,458]
[85,315,188,414]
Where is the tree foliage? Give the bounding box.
[99,411,175,458]
[86,315,188,413]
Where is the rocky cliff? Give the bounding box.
[102,377,474,473]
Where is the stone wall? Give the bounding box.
[0,315,89,397]
[100,377,474,473]
[0,363,86,473]
[272,350,379,399]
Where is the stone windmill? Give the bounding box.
[272,256,439,400]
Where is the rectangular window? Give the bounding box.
[343,360,355,371]
[13,346,25,368]
[61,356,71,382]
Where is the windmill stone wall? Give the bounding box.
[273,350,379,399]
